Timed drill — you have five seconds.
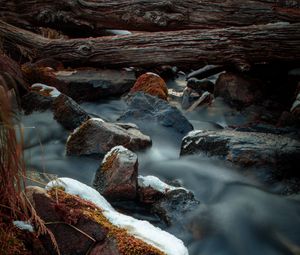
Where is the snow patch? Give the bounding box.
[13,221,34,232]
[146,72,160,77]
[183,130,204,140]
[46,178,188,255]
[31,83,61,98]
[91,117,105,123]
[138,175,186,193]
[102,145,129,165]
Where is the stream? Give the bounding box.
[21,77,300,255]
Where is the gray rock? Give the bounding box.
[66,118,152,156]
[54,68,136,101]
[181,130,300,175]
[93,146,138,201]
[119,92,193,134]
[52,94,90,130]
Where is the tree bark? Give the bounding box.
[0,0,300,34]
[1,20,300,70]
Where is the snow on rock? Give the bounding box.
[13,221,34,232]
[138,175,186,194]
[31,83,61,98]
[101,145,128,165]
[46,178,189,255]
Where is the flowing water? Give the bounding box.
[21,77,300,255]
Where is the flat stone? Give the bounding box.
[54,68,136,101]
[181,130,300,175]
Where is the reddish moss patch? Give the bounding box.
[131,73,168,100]
[30,85,53,97]
[101,151,118,172]
[48,189,165,255]
[0,223,32,255]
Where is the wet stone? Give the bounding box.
[93,146,138,201]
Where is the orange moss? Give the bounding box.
[48,189,165,255]
[101,151,118,172]
[30,85,53,97]
[0,224,31,255]
[131,73,168,100]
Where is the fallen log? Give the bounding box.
[1,21,300,70]
[0,0,300,34]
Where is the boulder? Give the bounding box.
[119,92,193,134]
[181,130,300,175]
[93,146,138,201]
[66,118,151,156]
[52,94,90,130]
[26,184,168,255]
[214,72,263,108]
[45,178,189,255]
[26,186,108,255]
[130,73,168,100]
[54,68,136,101]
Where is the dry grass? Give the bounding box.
[0,83,60,254]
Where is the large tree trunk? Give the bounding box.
[1,20,300,70]
[0,0,299,35]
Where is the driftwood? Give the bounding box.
[1,20,300,70]
[0,0,299,35]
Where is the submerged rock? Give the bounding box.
[181,130,300,175]
[66,118,151,156]
[119,92,193,134]
[93,146,138,201]
[130,72,168,100]
[214,72,263,108]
